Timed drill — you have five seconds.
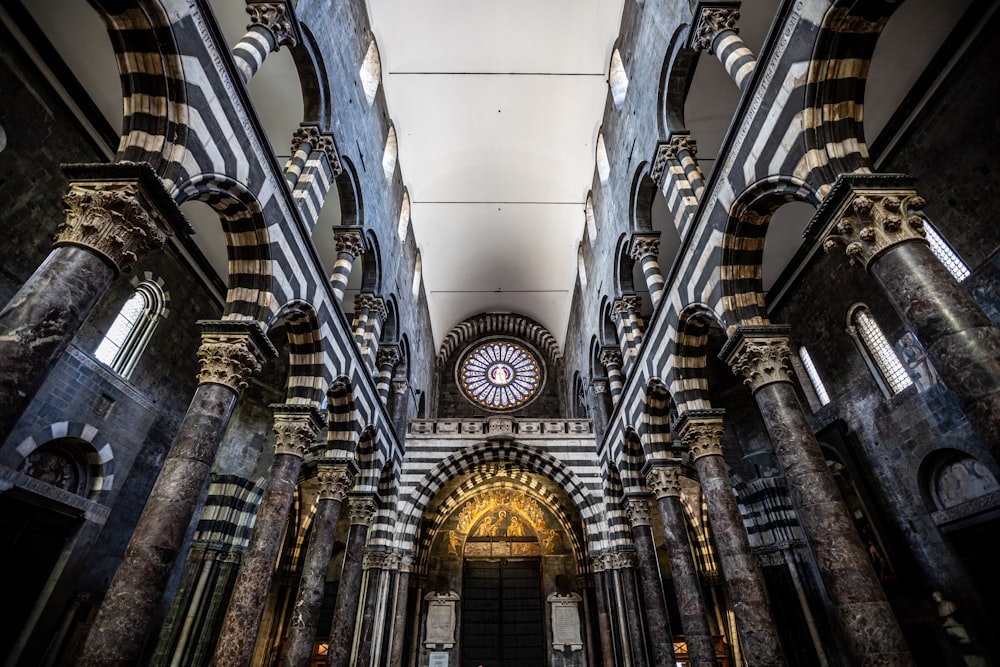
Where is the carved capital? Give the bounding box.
[610,550,636,570]
[354,292,379,314]
[624,495,654,527]
[692,7,740,53]
[347,496,377,524]
[377,345,401,370]
[822,190,927,269]
[592,379,609,394]
[651,141,672,187]
[314,134,343,176]
[56,182,167,274]
[270,405,323,458]
[669,134,698,158]
[599,347,623,370]
[246,2,297,49]
[364,550,399,571]
[629,233,661,262]
[290,125,322,155]
[195,321,274,393]
[316,464,354,502]
[675,410,726,459]
[390,378,409,395]
[645,463,683,499]
[334,228,366,257]
[722,326,794,392]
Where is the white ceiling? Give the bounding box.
[20,0,973,353]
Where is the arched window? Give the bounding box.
[596,133,610,185]
[577,245,588,289]
[848,304,911,396]
[398,190,411,242]
[924,221,970,281]
[609,49,629,110]
[412,252,423,300]
[360,41,382,107]
[383,125,398,181]
[94,280,167,377]
[585,194,597,244]
[797,345,830,407]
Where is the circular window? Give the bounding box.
[458,339,543,411]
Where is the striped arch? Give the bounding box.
[322,376,358,455]
[436,312,562,366]
[618,429,648,495]
[415,466,589,572]
[629,164,659,232]
[398,440,602,550]
[95,0,188,180]
[195,473,266,552]
[270,301,326,406]
[680,490,720,580]
[802,0,902,187]
[14,422,115,502]
[658,22,697,136]
[367,460,400,549]
[601,459,632,551]
[641,379,674,459]
[353,426,383,493]
[174,174,274,321]
[719,177,819,333]
[672,304,722,414]
[732,473,803,551]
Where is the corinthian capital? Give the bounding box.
[629,233,661,262]
[316,463,354,502]
[721,325,794,392]
[624,495,654,527]
[195,321,275,393]
[270,404,324,458]
[334,227,366,257]
[599,347,623,369]
[347,495,377,524]
[290,125,322,155]
[246,2,297,49]
[675,409,726,459]
[377,345,401,369]
[692,6,740,53]
[645,463,683,499]
[822,189,927,269]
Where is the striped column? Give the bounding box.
[285,125,319,188]
[622,295,645,354]
[326,495,378,667]
[213,405,324,666]
[288,128,343,233]
[375,345,401,403]
[691,6,757,92]
[599,348,625,406]
[646,462,719,667]
[650,134,705,238]
[232,3,297,85]
[676,410,786,667]
[629,233,664,310]
[353,292,377,348]
[723,326,913,665]
[329,227,365,304]
[364,296,388,370]
[282,461,356,667]
[624,495,676,667]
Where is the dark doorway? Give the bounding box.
[461,558,545,667]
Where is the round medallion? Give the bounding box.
[459,340,543,411]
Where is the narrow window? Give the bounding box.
[596,134,610,185]
[382,125,398,181]
[578,246,588,289]
[397,190,411,242]
[798,346,831,406]
[94,280,167,377]
[849,304,912,395]
[609,49,629,110]
[412,252,422,300]
[924,222,970,281]
[585,194,598,244]
[360,41,381,106]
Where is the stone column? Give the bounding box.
[389,378,410,435]
[329,227,366,304]
[624,495,676,666]
[387,554,415,667]
[352,293,376,348]
[355,550,400,665]
[600,348,625,406]
[722,326,913,665]
[375,345,401,403]
[675,410,786,666]
[0,162,188,442]
[213,405,324,666]
[591,379,611,443]
[286,125,321,188]
[282,461,356,667]
[232,2,297,85]
[78,320,274,666]
[590,554,617,667]
[821,174,1000,453]
[645,461,719,667]
[630,233,665,310]
[613,551,649,667]
[325,494,377,667]
[690,4,757,91]
[287,127,342,233]
[363,296,388,370]
[619,295,645,359]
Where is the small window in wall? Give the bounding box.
[577,246,588,289]
[412,252,422,300]
[398,191,411,242]
[848,304,912,395]
[596,134,610,185]
[609,49,628,110]
[585,194,597,244]
[94,280,167,378]
[924,222,970,282]
[360,41,381,106]
[797,346,830,406]
[383,125,398,181]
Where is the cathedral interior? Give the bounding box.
[2,0,1000,665]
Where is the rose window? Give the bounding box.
[459,340,542,411]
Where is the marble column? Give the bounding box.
[600,348,625,406]
[387,553,415,667]
[232,2,297,85]
[325,494,377,667]
[78,320,274,666]
[613,551,650,667]
[389,378,410,436]
[375,345,401,403]
[287,126,341,234]
[612,298,637,363]
[629,233,665,310]
[675,410,786,667]
[286,125,321,188]
[363,296,388,370]
[355,550,399,665]
[329,227,366,304]
[213,405,324,666]
[690,5,757,91]
[822,174,1000,454]
[722,326,913,665]
[645,461,719,667]
[352,292,377,348]
[590,555,617,667]
[624,495,676,666]
[282,461,356,667]
[591,379,611,443]
[0,162,188,442]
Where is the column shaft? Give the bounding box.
[640,255,665,309]
[618,562,650,667]
[592,564,617,667]
[325,502,374,667]
[632,525,676,666]
[387,567,412,667]
[232,3,296,85]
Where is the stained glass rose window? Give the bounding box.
[459,340,543,411]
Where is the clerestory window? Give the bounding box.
[94,280,167,378]
[848,304,912,396]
